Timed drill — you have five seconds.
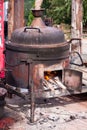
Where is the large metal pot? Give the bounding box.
[5,9,70,88]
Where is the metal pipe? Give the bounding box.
[29,63,35,123]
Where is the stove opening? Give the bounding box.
[43,69,66,97]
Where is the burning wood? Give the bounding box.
[33,63,67,97]
[35,0,43,10]
[42,78,55,92]
[43,77,66,92]
[54,77,66,90]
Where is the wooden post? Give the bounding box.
[71,0,83,53]
[8,0,24,40]
[8,0,14,40]
[14,0,24,30]
[35,0,43,9]
[71,0,83,39]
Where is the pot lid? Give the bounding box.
[10,9,65,45]
[10,26,65,45]
[6,9,69,54]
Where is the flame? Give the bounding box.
[44,71,58,81]
[44,71,52,81]
[44,75,50,80]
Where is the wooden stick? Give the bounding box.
[54,77,66,90]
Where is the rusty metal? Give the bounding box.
[67,38,82,53]
[29,63,35,123]
[64,69,82,93]
[5,9,70,89]
[5,9,70,123]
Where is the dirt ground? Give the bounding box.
[1,91,87,130]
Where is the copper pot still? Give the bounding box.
[5,9,70,90]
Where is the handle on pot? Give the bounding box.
[24,27,41,33]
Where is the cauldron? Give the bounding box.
[5,9,69,89]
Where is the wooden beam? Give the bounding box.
[14,0,24,30]
[8,0,14,40]
[8,0,24,40]
[71,0,83,39]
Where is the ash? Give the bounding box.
[3,92,87,130]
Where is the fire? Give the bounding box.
[44,71,58,81]
[43,70,66,92]
[44,75,49,81]
[44,71,53,81]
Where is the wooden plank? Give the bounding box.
[14,0,24,30]
[8,0,14,40]
[8,0,24,39]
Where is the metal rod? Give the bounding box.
[30,81,35,123]
[29,63,35,123]
[27,63,30,91]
